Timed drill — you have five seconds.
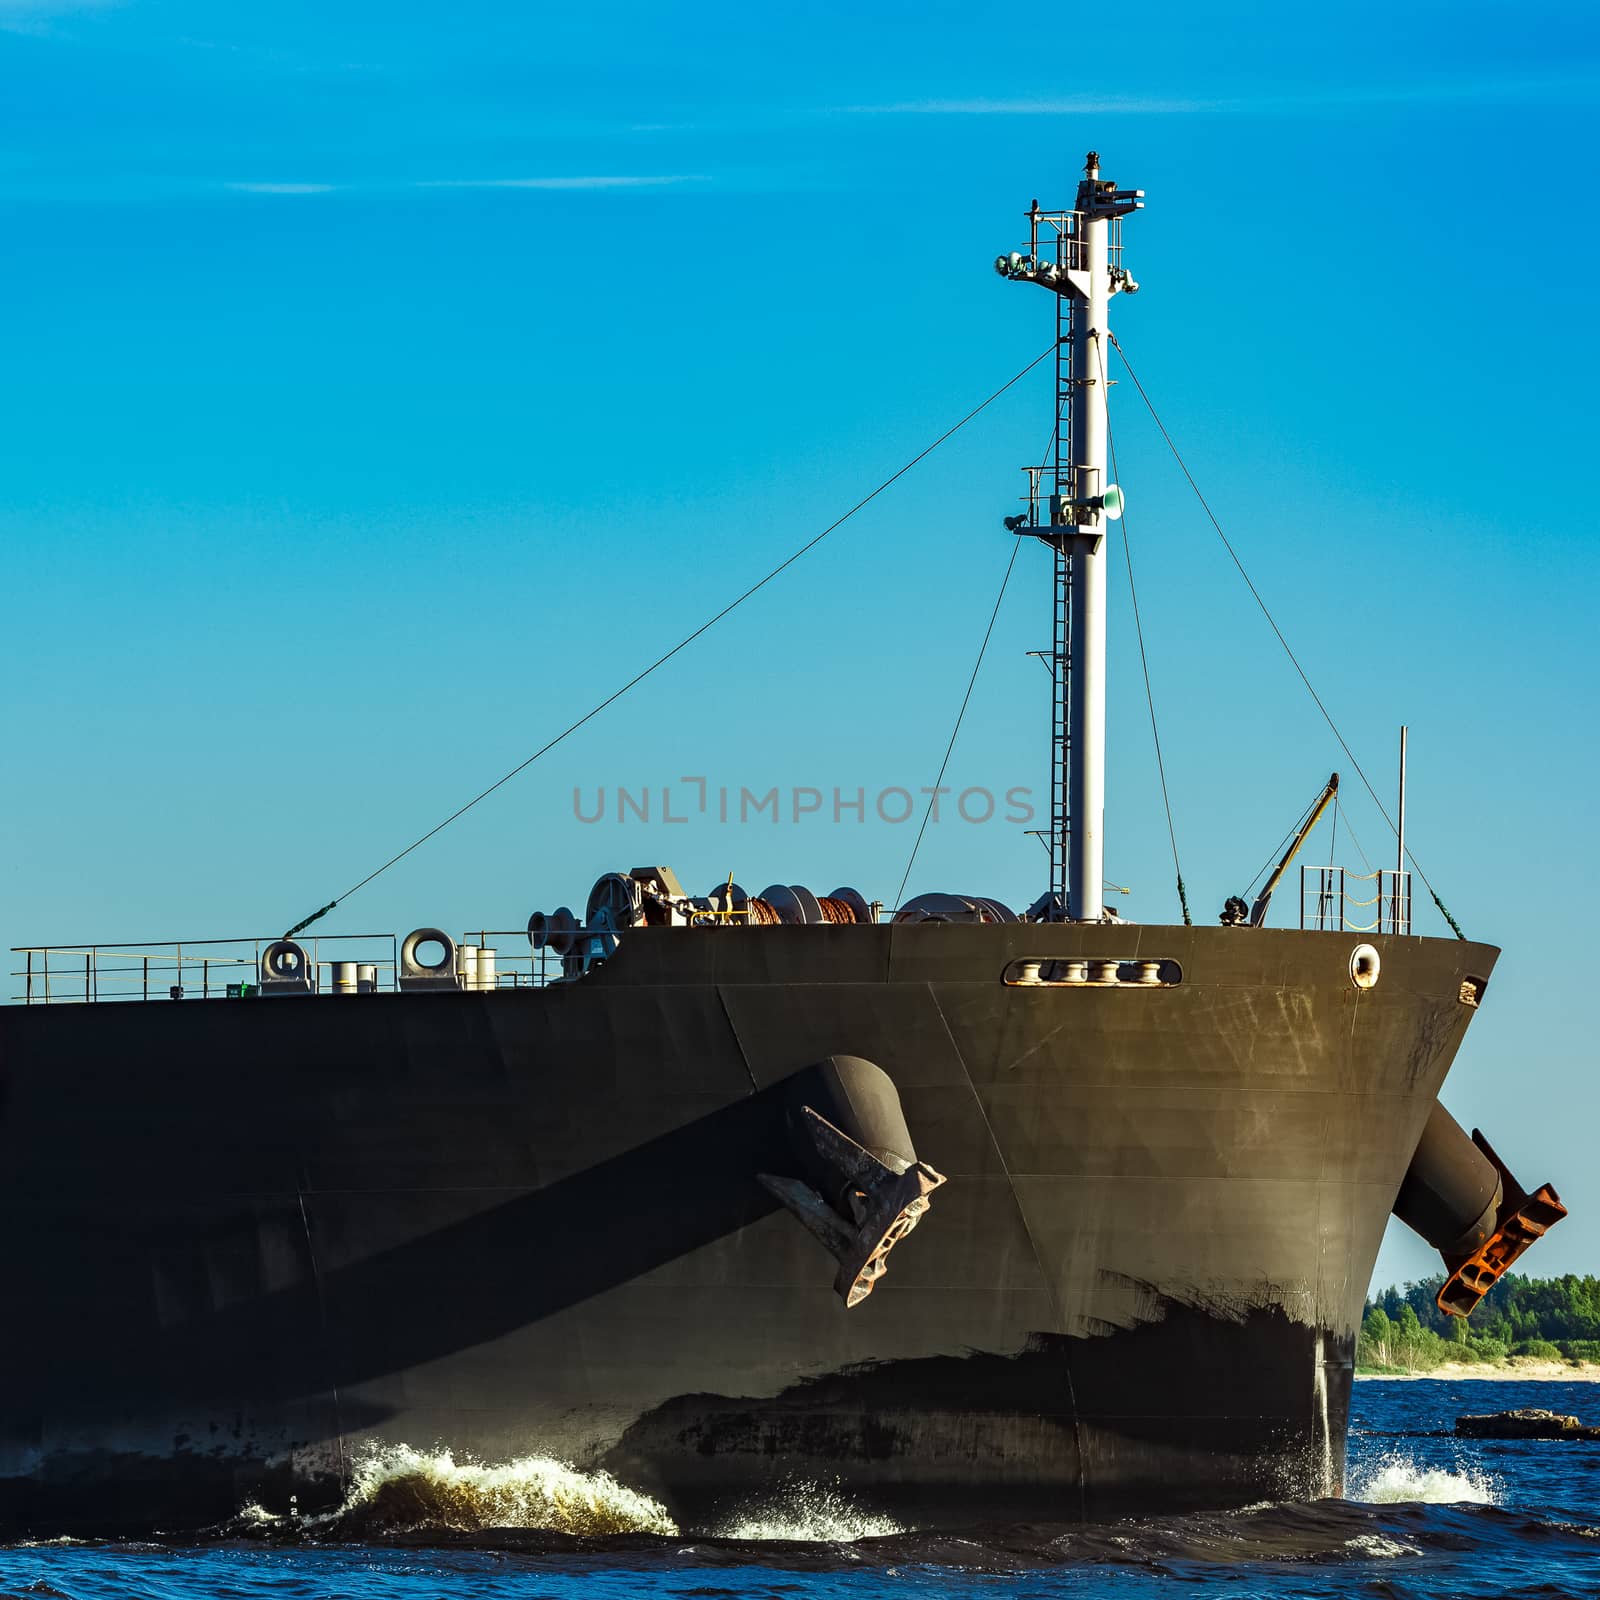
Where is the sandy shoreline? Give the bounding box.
[1357,1360,1600,1382]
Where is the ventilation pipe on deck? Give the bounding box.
[1393,1102,1567,1317]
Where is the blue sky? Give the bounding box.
[2,0,1597,1290]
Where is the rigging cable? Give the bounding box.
[283,344,1056,940]
[894,540,1022,912]
[1096,336,1191,925]
[1310,799,1341,931]
[1244,791,1320,898]
[1338,797,1375,876]
[1108,332,1466,940]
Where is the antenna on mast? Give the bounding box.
[995,152,1144,922]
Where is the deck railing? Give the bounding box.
[10,930,558,1004]
[1299,867,1412,935]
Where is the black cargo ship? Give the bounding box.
[0,153,1565,1537]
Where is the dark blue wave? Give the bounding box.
[0,1379,1596,1599]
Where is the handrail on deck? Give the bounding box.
[1300,866,1412,935]
[10,929,557,1004]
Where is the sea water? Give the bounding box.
[2,1378,1598,1599]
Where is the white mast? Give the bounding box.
[997,152,1143,921]
[1396,724,1408,933]
[1068,153,1112,923]
[1397,725,1408,882]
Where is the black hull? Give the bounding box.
[0,924,1494,1535]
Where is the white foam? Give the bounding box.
[1344,1532,1423,1557]
[306,1443,678,1536]
[235,1499,281,1528]
[709,1482,902,1541]
[239,1447,913,1542]
[1346,1453,1497,1506]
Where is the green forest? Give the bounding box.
[1360,1274,1600,1372]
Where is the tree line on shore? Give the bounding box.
[1359,1273,1600,1372]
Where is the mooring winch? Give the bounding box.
[526,866,878,976]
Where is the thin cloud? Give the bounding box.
[0,0,116,11]
[417,175,706,191]
[225,182,337,195]
[841,76,1600,116]
[845,96,1212,115]
[0,0,117,34]
[216,176,708,200]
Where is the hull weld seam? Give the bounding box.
[926,980,1086,1520]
